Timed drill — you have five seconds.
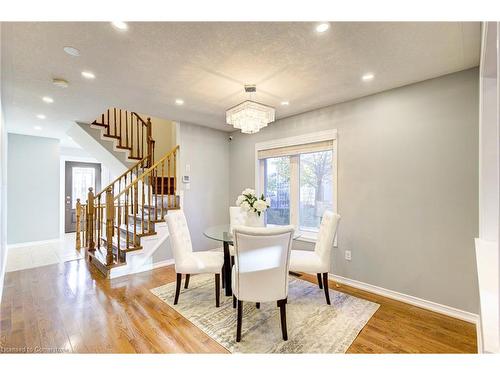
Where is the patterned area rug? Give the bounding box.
[151,274,379,353]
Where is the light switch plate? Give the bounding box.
[345,250,352,261]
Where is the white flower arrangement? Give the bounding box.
[236,188,270,217]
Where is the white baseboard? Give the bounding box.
[329,273,479,324]
[152,259,175,269]
[7,238,60,249]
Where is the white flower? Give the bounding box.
[241,201,251,211]
[236,195,245,206]
[242,188,256,197]
[254,199,268,212]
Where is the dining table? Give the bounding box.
[203,224,302,296]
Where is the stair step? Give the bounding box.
[103,134,121,140]
[87,247,125,277]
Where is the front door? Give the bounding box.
[65,161,102,233]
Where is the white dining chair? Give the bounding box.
[232,225,295,342]
[166,210,224,307]
[289,210,340,305]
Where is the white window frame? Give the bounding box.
[255,129,338,243]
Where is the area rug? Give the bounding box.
[150,274,379,353]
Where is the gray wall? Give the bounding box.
[0,22,7,302]
[179,121,230,251]
[7,134,60,244]
[152,120,230,263]
[228,68,479,313]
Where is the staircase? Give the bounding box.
[75,108,180,278]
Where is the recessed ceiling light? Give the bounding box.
[42,96,54,103]
[63,46,80,57]
[36,114,46,120]
[81,71,96,79]
[52,78,69,88]
[34,126,42,131]
[111,21,128,31]
[315,23,330,33]
[362,73,375,81]
[67,136,73,140]
[175,99,184,105]
[281,101,290,106]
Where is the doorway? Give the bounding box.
[65,161,101,233]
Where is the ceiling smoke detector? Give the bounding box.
[52,78,69,88]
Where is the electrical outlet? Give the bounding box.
[345,250,352,261]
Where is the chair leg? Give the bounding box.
[256,302,260,309]
[236,300,243,342]
[278,299,288,341]
[174,273,182,305]
[221,266,225,288]
[322,272,331,305]
[184,274,190,289]
[233,295,237,308]
[215,273,220,307]
[317,273,323,289]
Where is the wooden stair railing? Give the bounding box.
[77,145,180,270]
[92,108,155,166]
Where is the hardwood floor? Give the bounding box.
[0,258,477,353]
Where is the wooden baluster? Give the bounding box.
[154,167,158,221]
[107,109,110,135]
[101,113,104,125]
[161,160,165,220]
[76,199,82,250]
[119,109,122,146]
[82,206,86,247]
[136,116,140,158]
[167,156,171,208]
[117,194,121,260]
[105,187,114,266]
[147,117,152,166]
[130,112,134,157]
[141,177,145,234]
[133,183,138,246]
[125,190,130,250]
[87,188,95,250]
[173,150,177,207]
[141,122,144,159]
[112,108,116,137]
[125,110,129,149]
[97,195,101,249]
[147,172,151,232]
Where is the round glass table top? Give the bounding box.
[203,224,302,244]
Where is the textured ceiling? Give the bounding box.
[1,22,480,147]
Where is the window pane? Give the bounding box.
[264,157,290,225]
[299,151,333,231]
[72,167,95,208]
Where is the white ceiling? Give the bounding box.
[1,22,480,147]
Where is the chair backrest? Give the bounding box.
[166,210,193,269]
[232,225,294,302]
[229,206,247,232]
[314,210,341,264]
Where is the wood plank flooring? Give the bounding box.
[0,258,477,353]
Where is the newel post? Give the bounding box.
[105,187,115,266]
[76,199,82,250]
[87,187,95,251]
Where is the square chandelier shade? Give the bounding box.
[226,100,276,134]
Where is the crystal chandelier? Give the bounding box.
[226,86,275,134]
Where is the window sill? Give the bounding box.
[295,231,318,243]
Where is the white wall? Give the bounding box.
[7,134,60,244]
[229,68,480,313]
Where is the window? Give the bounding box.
[256,130,337,238]
[72,167,96,208]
